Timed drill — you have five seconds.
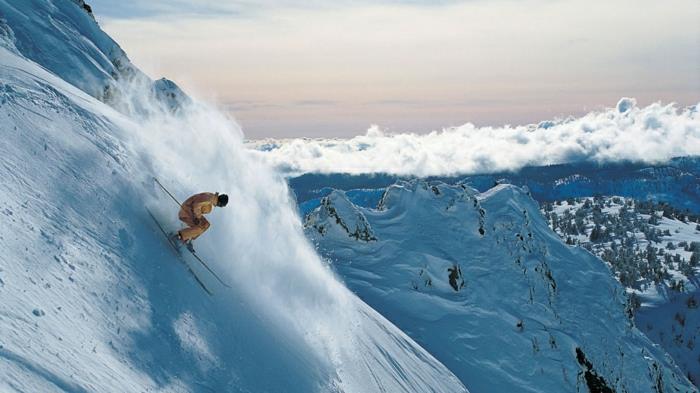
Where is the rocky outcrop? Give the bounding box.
[305,190,377,242]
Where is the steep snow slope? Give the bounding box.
[637,293,700,387]
[0,0,123,98]
[0,2,468,392]
[305,181,697,392]
[0,0,186,111]
[0,41,318,393]
[543,196,700,385]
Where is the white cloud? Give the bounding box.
[247,99,700,176]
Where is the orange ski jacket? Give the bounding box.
[181,192,219,219]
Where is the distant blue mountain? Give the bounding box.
[291,156,700,215]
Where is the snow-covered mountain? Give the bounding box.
[543,196,700,385]
[0,1,468,392]
[290,157,700,216]
[0,0,187,111]
[543,196,699,295]
[290,163,700,389]
[304,181,697,392]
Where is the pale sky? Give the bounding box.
[91,0,700,138]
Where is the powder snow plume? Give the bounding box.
[115,58,467,393]
[247,98,700,177]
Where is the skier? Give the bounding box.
[172,192,228,251]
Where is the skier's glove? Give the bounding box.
[193,217,201,226]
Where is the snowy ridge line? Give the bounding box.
[247,98,700,177]
[303,180,698,392]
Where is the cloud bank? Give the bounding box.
[246,98,700,177]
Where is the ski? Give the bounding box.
[186,249,232,288]
[152,177,232,288]
[147,209,214,296]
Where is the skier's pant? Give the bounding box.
[178,208,210,242]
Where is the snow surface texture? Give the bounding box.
[0,2,467,392]
[637,293,700,388]
[304,182,697,392]
[289,168,700,388]
[543,196,700,385]
[0,0,187,113]
[247,98,700,177]
[545,197,699,299]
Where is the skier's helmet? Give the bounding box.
[217,193,229,207]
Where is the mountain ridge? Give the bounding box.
[304,180,697,392]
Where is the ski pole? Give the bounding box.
[153,177,182,207]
